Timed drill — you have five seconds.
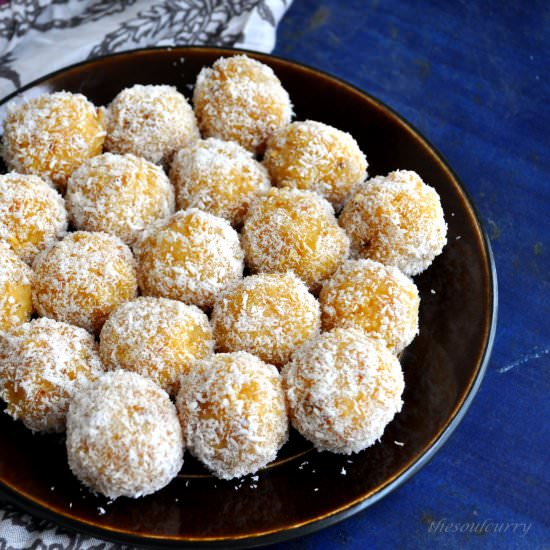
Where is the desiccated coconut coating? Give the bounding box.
[282,328,404,454]
[0,318,103,433]
[0,241,33,332]
[176,352,288,479]
[241,188,349,293]
[169,138,270,226]
[32,231,138,335]
[66,153,175,245]
[320,259,419,354]
[135,208,244,310]
[104,84,199,165]
[99,296,214,395]
[66,371,183,499]
[0,173,67,264]
[339,170,447,276]
[193,55,292,155]
[211,273,320,369]
[2,92,105,192]
[263,120,368,210]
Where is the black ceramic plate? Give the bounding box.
[0,47,497,548]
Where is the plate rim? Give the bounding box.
[0,45,498,548]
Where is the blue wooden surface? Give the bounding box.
[272,1,549,549]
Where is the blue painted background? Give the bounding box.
[271,1,549,548]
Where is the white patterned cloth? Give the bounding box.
[0,0,291,99]
[0,1,291,548]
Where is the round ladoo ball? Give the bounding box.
[104,84,199,165]
[66,153,175,245]
[263,120,368,209]
[193,55,292,155]
[0,318,103,433]
[2,92,105,191]
[66,371,183,499]
[282,328,404,454]
[0,173,67,264]
[170,138,270,226]
[320,259,419,353]
[211,273,320,368]
[176,352,288,479]
[339,170,447,276]
[0,242,33,332]
[241,188,349,292]
[32,231,138,335]
[100,296,214,395]
[136,208,244,310]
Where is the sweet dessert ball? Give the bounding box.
[169,138,270,226]
[339,170,447,276]
[320,259,419,353]
[241,188,349,292]
[104,84,199,165]
[136,208,244,310]
[282,328,404,454]
[32,231,137,335]
[0,318,103,433]
[100,296,214,395]
[263,120,367,209]
[66,371,183,499]
[0,242,33,332]
[66,153,175,245]
[193,55,292,155]
[176,352,288,479]
[2,92,105,191]
[211,273,320,368]
[0,173,67,264]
